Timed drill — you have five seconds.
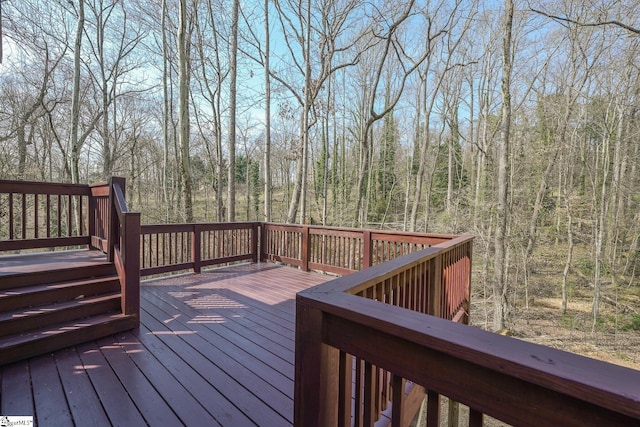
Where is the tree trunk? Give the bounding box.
[263,0,271,222]
[178,0,193,222]
[69,0,85,185]
[493,0,513,332]
[227,0,239,222]
[161,0,171,222]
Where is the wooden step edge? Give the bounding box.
[0,276,121,312]
[0,313,138,367]
[0,293,122,338]
[0,263,116,290]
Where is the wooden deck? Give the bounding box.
[0,262,332,426]
[0,250,109,276]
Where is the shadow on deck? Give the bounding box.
[0,263,330,426]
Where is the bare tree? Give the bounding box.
[227,0,239,222]
[69,0,85,184]
[493,0,514,331]
[263,0,272,222]
[178,0,193,221]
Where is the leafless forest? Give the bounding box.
[1,0,639,342]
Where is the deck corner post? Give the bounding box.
[192,224,201,273]
[294,297,339,427]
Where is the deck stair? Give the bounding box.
[0,259,137,365]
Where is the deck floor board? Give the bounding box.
[53,347,112,426]
[1,261,331,426]
[30,354,73,426]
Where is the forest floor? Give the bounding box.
[453,275,640,426]
[470,275,640,371]
[508,295,640,370]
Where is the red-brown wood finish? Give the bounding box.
[0,180,92,251]
[294,237,640,426]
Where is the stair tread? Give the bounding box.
[0,292,122,323]
[0,312,131,347]
[0,275,119,299]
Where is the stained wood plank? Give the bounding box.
[132,325,252,426]
[30,354,73,426]
[75,341,148,426]
[93,335,183,426]
[54,347,111,426]
[0,250,108,276]
[142,287,295,380]
[1,361,34,416]
[141,298,292,425]
[114,331,221,426]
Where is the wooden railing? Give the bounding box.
[0,177,140,324]
[0,180,93,251]
[89,180,111,253]
[140,222,259,277]
[110,177,141,322]
[261,223,455,276]
[294,237,640,426]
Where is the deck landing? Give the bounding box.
[0,262,331,426]
[0,250,109,276]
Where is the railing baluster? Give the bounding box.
[22,193,27,239]
[469,408,483,427]
[57,194,62,237]
[338,351,353,427]
[46,194,51,238]
[34,193,38,238]
[9,192,14,240]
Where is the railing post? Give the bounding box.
[260,223,267,262]
[192,224,201,273]
[428,255,443,317]
[88,185,96,250]
[122,212,141,325]
[363,230,372,269]
[107,177,125,262]
[252,222,259,263]
[464,241,473,325]
[301,225,310,272]
[294,298,339,426]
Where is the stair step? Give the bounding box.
[0,276,120,312]
[0,293,122,338]
[0,313,138,366]
[0,262,115,290]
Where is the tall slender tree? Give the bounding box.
[493,0,514,331]
[178,0,193,221]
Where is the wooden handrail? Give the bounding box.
[293,236,640,426]
[139,221,258,276]
[261,222,460,276]
[0,180,92,251]
[110,177,141,323]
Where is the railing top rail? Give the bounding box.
[303,246,444,295]
[299,287,640,421]
[142,221,259,228]
[262,222,462,241]
[0,180,91,195]
[112,182,129,218]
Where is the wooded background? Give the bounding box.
[1,0,639,331]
